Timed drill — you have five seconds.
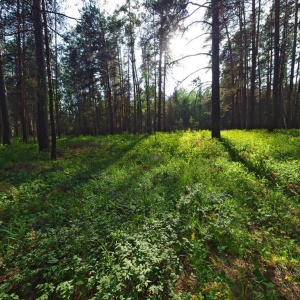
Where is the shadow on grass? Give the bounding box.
[0,135,148,224]
[56,135,148,189]
[2,135,147,190]
[220,137,276,186]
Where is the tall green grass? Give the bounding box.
[0,130,299,299]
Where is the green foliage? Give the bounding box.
[0,130,299,299]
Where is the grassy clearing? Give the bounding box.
[0,130,299,299]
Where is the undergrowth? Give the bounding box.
[0,130,299,299]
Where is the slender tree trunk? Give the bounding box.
[256,0,262,128]
[54,0,61,138]
[127,51,131,133]
[157,36,163,132]
[117,46,125,133]
[130,43,137,134]
[134,62,142,133]
[0,113,2,144]
[32,0,49,150]
[153,12,157,133]
[295,66,300,126]
[22,3,28,138]
[223,17,236,128]
[163,52,167,132]
[237,1,245,129]
[279,0,289,128]
[211,0,220,138]
[270,0,280,130]
[105,63,114,134]
[241,0,248,128]
[42,0,56,159]
[266,11,273,129]
[17,0,27,143]
[247,0,258,129]
[0,42,12,145]
[258,57,263,127]
[287,0,298,128]
[144,47,152,133]
[292,58,300,126]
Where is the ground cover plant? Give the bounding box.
[0,130,299,299]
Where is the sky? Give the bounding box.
[62,0,211,96]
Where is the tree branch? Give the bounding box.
[168,52,211,66]
[175,67,211,89]
[185,32,210,45]
[45,10,81,22]
[188,1,210,9]
[185,19,212,29]
[48,25,66,39]
[178,6,201,22]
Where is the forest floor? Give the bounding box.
[0,130,300,299]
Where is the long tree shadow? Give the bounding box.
[55,134,149,190]
[2,134,147,190]
[0,134,149,230]
[220,137,277,187]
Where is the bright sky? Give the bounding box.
[168,3,211,94]
[63,0,211,95]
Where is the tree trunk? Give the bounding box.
[144,47,152,133]
[287,0,298,128]
[241,0,248,129]
[163,52,167,132]
[211,0,220,138]
[32,0,49,150]
[130,44,137,134]
[0,43,12,145]
[237,1,246,129]
[54,0,61,138]
[106,63,114,134]
[266,10,273,129]
[280,7,288,128]
[157,36,163,132]
[17,0,28,143]
[270,0,280,130]
[223,16,236,128]
[247,0,258,129]
[42,0,56,159]
[117,46,125,133]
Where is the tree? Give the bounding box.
[289,0,298,127]
[270,0,280,130]
[0,41,12,145]
[246,0,260,129]
[211,0,220,138]
[17,0,28,142]
[32,0,49,150]
[42,0,56,159]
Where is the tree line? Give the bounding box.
[0,0,299,157]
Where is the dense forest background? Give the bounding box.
[0,0,299,151]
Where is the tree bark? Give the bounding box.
[54,0,61,138]
[42,0,56,159]
[17,0,28,143]
[211,0,220,138]
[223,16,236,128]
[270,0,280,130]
[247,0,258,129]
[157,34,163,132]
[32,0,49,150]
[287,0,298,127]
[0,43,12,145]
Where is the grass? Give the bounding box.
[0,130,299,299]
